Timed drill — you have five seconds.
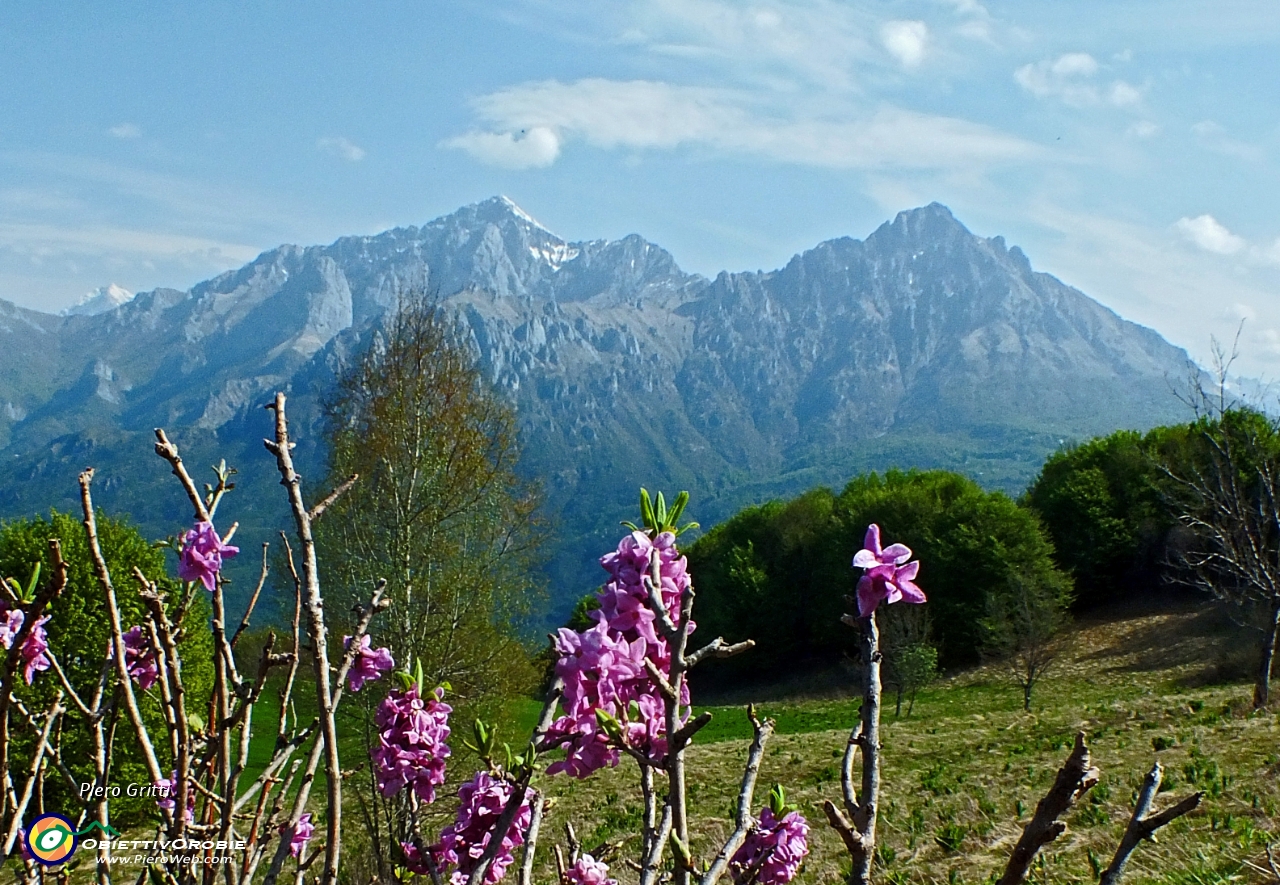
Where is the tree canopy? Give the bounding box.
[687,469,1072,684]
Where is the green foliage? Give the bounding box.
[317,294,542,706]
[687,470,1071,681]
[0,510,213,825]
[1024,429,1177,608]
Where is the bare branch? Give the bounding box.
[997,732,1099,885]
[699,707,774,885]
[1099,762,1203,885]
[307,473,359,523]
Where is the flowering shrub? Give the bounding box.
[0,597,50,684]
[373,683,452,802]
[177,520,238,592]
[728,805,810,885]
[155,772,195,823]
[435,771,532,885]
[121,625,159,690]
[545,529,692,777]
[564,854,618,885]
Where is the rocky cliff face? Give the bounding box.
[0,197,1194,613]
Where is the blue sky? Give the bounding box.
[2,1,1279,376]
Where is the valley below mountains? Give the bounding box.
[0,197,1195,616]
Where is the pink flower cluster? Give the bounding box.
[852,524,925,617]
[177,521,238,592]
[372,684,452,803]
[728,808,810,885]
[0,598,51,684]
[155,771,195,823]
[434,771,531,885]
[121,625,160,690]
[285,813,314,858]
[344,634,394,692]
[545,531,692,777]
[565,854,618,885]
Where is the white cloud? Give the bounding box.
[880,20,928,67]
[1191,120,1263,162]
[616,0,879,92]
[1127,120,1159,139]
[443,127,561,169]
[0,221,259,267]
[1175,214,1246,255]
[316,136,366,162]
[108,123,141,139]
[1265,238,1280,266]
[1108,81,1142,106]
[446,78,1037,172]
[1014,53,1142,108]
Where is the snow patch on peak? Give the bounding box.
[529,243,580,270]
[62,284,135,317]
[491,195,561,237]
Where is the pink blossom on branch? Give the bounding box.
[344,634,394,691]
[372,684,452,802]
[155,772,195,823]
[177,521,238,592]
[728,807,810,885]
[545,530,692,777]
[852,524,925,617]
[565,854,618,885]
[284,813,314,858]
[0,598,51,684]
[120,625,160,690]
[435,771,531,885]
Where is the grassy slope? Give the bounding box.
[521,603,1279,884]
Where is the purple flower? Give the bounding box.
[372,685,452,802]
[565,854,618,885]
[852,524,925,617]
[344,635,394,692]
[728,808,810,885]
[155,772,195,823]
[285,813,314,858]
[435,771,531,885]
[0,598,51,685]
[399,840,438,876]
[545,529,694,778]
[852,524,913,570]
[177,521,238,592]
[121,625,160,690]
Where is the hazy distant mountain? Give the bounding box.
[0,197,1195,615]
[61,284,135,317]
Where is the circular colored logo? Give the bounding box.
[25,814,78,866]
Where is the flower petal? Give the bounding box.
[881,543,912,564]
[896,578,927,604]
[895,560,920,582]
[852,549,879,569]
[863,524,882,556]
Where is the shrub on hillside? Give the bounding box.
[687,470,1071,682]
[0,509,214,825]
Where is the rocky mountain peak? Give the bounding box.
[0,200,1197,612]
[62,283,135,317]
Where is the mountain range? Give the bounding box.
[0,197,1196,615]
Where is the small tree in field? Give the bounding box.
[319,292,540,703]
[317,292,542,876]
[981,570,1072,711]
[879,603,937,718]
[1162,407,1280,708]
